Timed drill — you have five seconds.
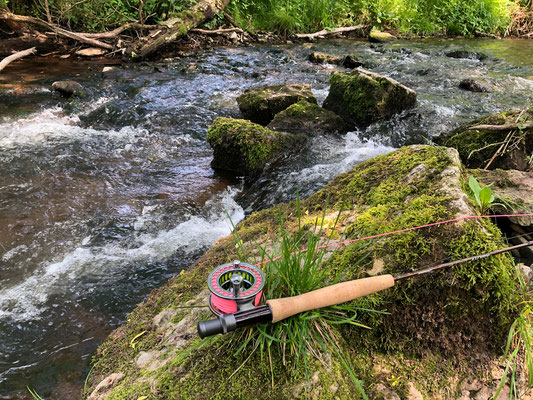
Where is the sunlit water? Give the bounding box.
[0,38,531,398]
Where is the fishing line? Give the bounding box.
[255,213,533,267]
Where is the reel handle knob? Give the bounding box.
[197,314,236,338]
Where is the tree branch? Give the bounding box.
[0,47,36,72]
[295,25,365,40]
[0,11,114,50]
[468,123,533,131]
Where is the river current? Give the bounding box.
[0,38,532,398]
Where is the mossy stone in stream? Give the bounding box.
[434,108,533,170]
[236,84,317,125]
[322,68,417,127]
[206,117,307,176]
[308,52,364,69]
[267,100,349,135]
[85,146,520,400]
[368,30,397,43]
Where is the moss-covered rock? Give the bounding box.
[369,30,396,43]
[267,100,349,135]
[308,52,364,69]
[236,84,317,125]
[309,51,342,65]
[323,68,417,127]
[434,108,533,170]
[206,117,307,176]
[85,145,521,400]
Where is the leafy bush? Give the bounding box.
[229,0,515,36]
[6,0,196,31]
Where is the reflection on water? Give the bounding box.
[0,38,532,398]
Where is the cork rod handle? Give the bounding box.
[266,275,395,323]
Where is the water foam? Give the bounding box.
[0,100,151,150]
[0,188,244,322]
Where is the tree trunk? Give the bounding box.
[130,0,230,59]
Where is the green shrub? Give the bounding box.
[229,0,515,36]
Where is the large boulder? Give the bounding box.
[206,117,307,176]
[85,145,521,400]
[322,68,417,127]
[267,100,349,135]
[236,84,317,125]
[435,108,533,170]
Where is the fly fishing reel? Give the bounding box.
[207,260,265,316]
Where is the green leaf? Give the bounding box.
[479,187,494,207]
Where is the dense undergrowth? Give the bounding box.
[2,0,531,36]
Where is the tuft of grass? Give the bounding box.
[229,196,381,398]
[27,387,45,400]
[497,266,533,398]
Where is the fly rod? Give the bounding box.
[197,240,533,338]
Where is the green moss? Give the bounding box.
[267,100,348,135]
[107,381,153,400]
[207,117,306,176]
[236,84,317,125]
[304,146,518,354]
[323,70,416,127]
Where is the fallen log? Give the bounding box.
[133,0,230,59]
[295,25,365,40]
[0,46,36,72]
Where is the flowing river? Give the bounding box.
[0,38,532,399]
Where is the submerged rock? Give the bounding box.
[459,78,492,92]
[369,30,396,43]
[435,108,533,170]
[446,50,488,61]
[206,117,307,176]
[236,83,317,125]
[308,52,364,69]
[86,145,521,400]
[51,80,83,98]
[309,51,342,65]
[267,100,349,135]
[341,54,365,69]
[322,68,417,127]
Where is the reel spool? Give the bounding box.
[207,260,265,316]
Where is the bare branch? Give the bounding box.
[295,25,365,40]
[468,123,533,131]
[0,11,114,49]
[0,47,36,73]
